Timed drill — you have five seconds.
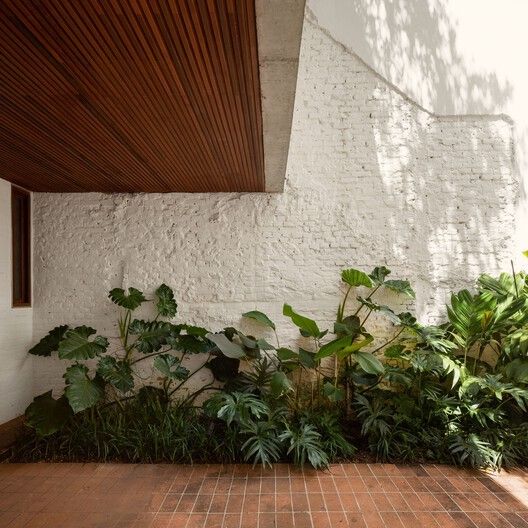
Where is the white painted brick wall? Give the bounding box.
[0,178,33,423]
[32,18,518,396]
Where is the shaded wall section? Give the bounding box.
[32,17,517,396]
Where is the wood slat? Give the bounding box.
[0,0,264,192]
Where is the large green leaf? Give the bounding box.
[97,356,134,393]
[353,351,384,375]
[341,268,373,288]
[323,382,345,402]
[63,364,104,413]
[283,304,320,338]
[28,325,69,357]
[315,335,354,360]
[58,326,109,360]
[168,334,211,354]
[502,358,528,384]
[299,348,317,368]
[206,333,246,358]
[108,287,146,310]
[384,279,415,299]
[25,391,72,436]
[179,325,209,337]
[129,320,172,353]
[276,347,297,361]
[155,284,178,318]
[242,310,276,330]
[369,266,391,285]
[336,335,374,359]
[270,371,293,398]
[154,354,189,380]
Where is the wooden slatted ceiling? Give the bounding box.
[0,0,264,192]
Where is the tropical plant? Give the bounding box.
[25,284,256,436]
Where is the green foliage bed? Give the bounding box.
[11,260,528,469]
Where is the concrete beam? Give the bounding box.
[256,0,306,192]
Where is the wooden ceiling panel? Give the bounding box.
[0,0,264,192]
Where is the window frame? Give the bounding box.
[11,185,31,308]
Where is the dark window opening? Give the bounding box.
[12,186,31,307]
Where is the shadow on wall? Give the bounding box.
[307,0,513,115]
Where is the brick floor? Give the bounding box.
[0,463,527,527]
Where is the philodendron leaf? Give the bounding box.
[168,334,212,354]
[155,284,178,318]
[283,304,320,338]
[384,344,406,358]
[315,335,354,360]
[25,391,72,436]
[341,268,373,288]
[64,364,104,413]
[108,287,146,310]
[335,335,374,359]
[28,325,69,356]
[242,310,276,330]
[129,320,172,353]
[179,325,209,337]
[97,356,134,393]
[323,382,345,402]
[369,266,391,285]
[299,348,317,368]
[58,326,109,360]
[277,348,297,361]
[353,351,385,375]
[154,354,189,380]
[206,333,246,358]
[384,279,415,299]
[270,371,293,398]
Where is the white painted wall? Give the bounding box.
[0,178,33,423]
[32,17,518,396]
[308,0,528,260]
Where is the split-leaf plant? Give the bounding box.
[25,284,259,436]
[356,270,528,468]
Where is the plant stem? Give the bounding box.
[169,355,211,397]
[511,260,519,298]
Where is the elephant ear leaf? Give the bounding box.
[270,371,294,398]
[283,304,320,338]
[155,284,178,318]
[384,279,415,299]
[63,364,104,413]
[28,325,69,356]
[154,354,189,380]
[97,356,134,393]
[206,333,246,358]
[108,287,146,310]
[353,351,384,375]
[341,268,373,288]
[25,391,72,436]
[58,326,109,360]
[129,320,172,354]
[369,266,391,285]
[242,311,276,330]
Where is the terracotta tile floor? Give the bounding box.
[0,463,527,527]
